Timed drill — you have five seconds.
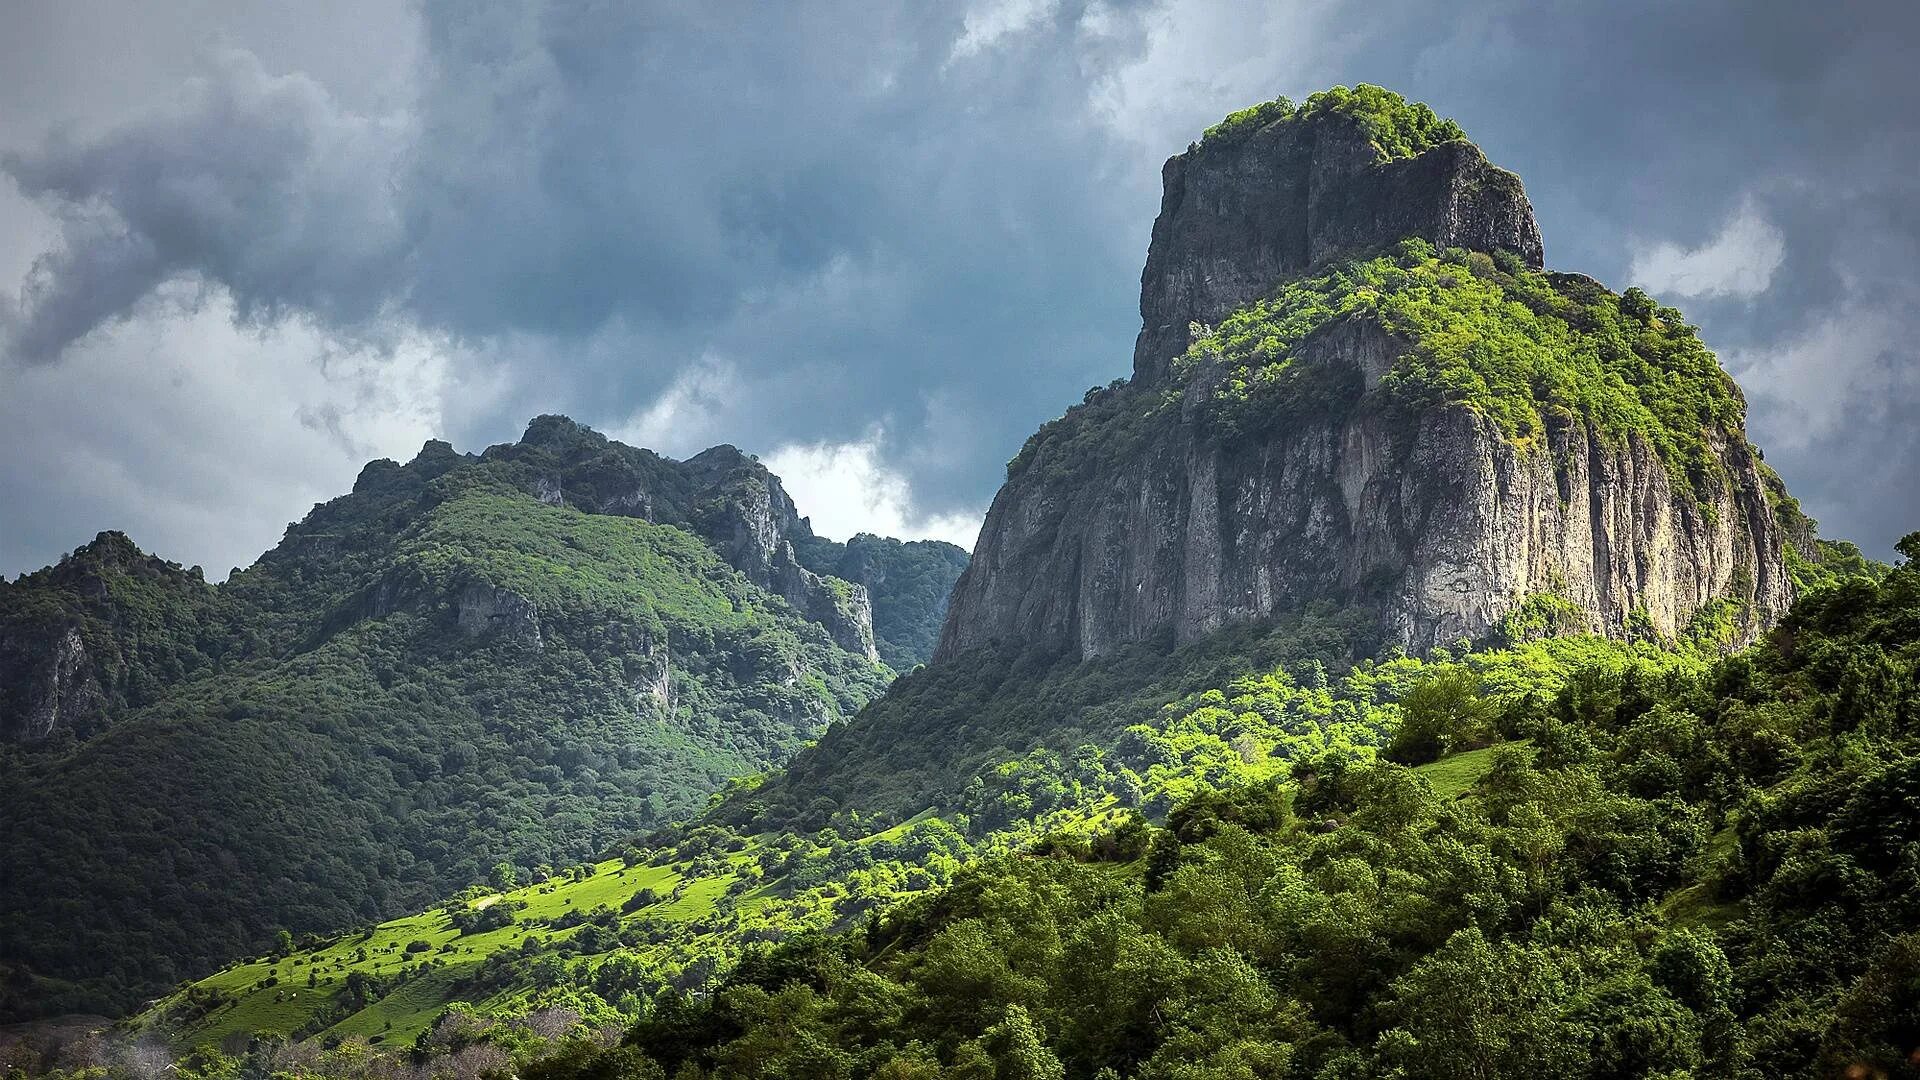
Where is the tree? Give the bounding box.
[1385,669,1491,765]
[979,1004,1064,1080]
[490,861,518,890]
[1897,531,1920,564]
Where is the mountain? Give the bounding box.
[114,88,1898,1071]
[0,531,244,743]
[0,418,965,1019]
[792,534,972,671]
[939,85,1807,663]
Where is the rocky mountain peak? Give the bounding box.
[1133,86,1542,381]
[937,87,1813,664]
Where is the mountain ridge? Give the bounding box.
[77,88,1917,1080]
[0,419,966,1019]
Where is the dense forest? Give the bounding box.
[541,536,1920,1079]
[0,422,965,1021]
[64,532,1912,1080]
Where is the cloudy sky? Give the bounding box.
[3,1,1916,578]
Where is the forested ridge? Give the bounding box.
[0,422,963,1021]
[515,536,1920,1078]
[95,532,1918,1080]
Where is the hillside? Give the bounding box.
[515,536,1920,1079]
[130,543,1915,1074]
[133,608,1696,1051]
[0,420,965,1020]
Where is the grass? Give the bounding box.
[1658,825,1744,931]
[150,856,725,1049]
[1413,741,1529,799]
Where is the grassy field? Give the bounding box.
[1412,741,1529,798]
[148,858,714,1049]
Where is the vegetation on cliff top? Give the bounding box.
[1201,84,1466,158]
[1010,239,1750,509]
[1187,239,1745,493]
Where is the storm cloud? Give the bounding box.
[3,0,1917,577]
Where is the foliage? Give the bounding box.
[0,532,243,742]
[0,478,891,1020]
[1007,241,1753,514]
[793,533,971,669]
[1200,85,1465,160]
[1179,240,1748,500]
[484,548,1920,1079]
[1497,589,1589,645]
[136,618,1695,1050]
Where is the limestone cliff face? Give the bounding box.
[941,318,1796,660]
[937,107,1797,663]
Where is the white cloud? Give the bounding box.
[1629,197,1786,300]
[949,0,1059,61]
[1722,291,1905,449]
[1086,0,1351,149]
[608,354,743,458]
[0,284,460,578]
[765,433,982,550]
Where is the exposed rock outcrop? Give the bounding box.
[1134,109,1542,381]
[937,97,1800,663]
[0,625,109,741]
[453,582,543,648]
[942,318,1796,660]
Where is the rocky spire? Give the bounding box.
[936,88,1800,664]
[1132,97,1542,381]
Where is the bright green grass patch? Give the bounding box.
[1011,240,1747,510]
[155,857,711,1048]
[1414,741,1531,799]
[1178,241,1744,500]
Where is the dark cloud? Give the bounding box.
[2,0,1918,575]
[3,49,410,362]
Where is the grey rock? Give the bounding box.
[454,582,543,649]
[1134,110,1542,382]
[4,625,109,741]
[937,113,1798,663]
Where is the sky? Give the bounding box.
[2,0,1917,578]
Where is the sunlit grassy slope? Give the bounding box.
[142,630,1713,1051]
[154,859,702,1049]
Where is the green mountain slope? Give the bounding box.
[111,88,1897,1069]
[131,616,1699,1050]
[481,538,1920,1080]
[0,421,966,1021]
[23,86,1915,1080]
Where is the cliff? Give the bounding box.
[938,87,1808,662]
